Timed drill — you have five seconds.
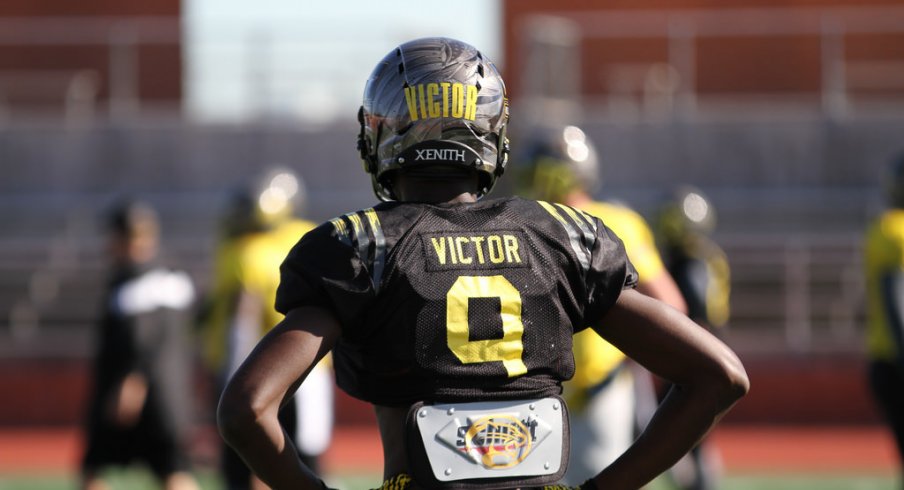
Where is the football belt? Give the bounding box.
[405,396,570,489]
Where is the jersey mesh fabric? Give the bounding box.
[276,196,636,407]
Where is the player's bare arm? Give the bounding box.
[218,306,340,490]
[589,289,749,490]
[635,269,688,315]
[108,372,147,428]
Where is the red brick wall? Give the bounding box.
[0,0,182,109]
[502,0,904,101]
[0,0,179,16]
[723,353,882,425]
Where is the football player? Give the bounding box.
[202,169,333,489]
[864,153,904,484]
[81,200,200,490]
[518,124,688,485]
[655,186,732,490]
[217,37,748,490]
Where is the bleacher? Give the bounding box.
[0,116,895,361]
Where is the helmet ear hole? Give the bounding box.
[496,132,510,177]
[495,99,510,177]
[357,106,376,173]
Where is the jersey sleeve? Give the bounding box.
[581,217,639,327]
[274,220,375,324]
[533,201,638,331]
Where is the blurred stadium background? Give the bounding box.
[0,0,903,488]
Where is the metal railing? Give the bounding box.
[718,232,865,353]
[0,208,868,357]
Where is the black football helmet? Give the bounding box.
[519,125,600,203]
[357,37,510,201]
[657,185,717,245]
[220,167,306,238]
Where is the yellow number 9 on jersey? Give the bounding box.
[446,275,527,377]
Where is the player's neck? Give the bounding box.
[564,190,593,208]
[394,175,479,204]
[409,189,478,204]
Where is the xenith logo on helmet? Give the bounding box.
[415,148,467,162]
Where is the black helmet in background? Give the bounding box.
[357,37,510,201]
[657,185,717,246]
[518,125,600,203]
[220,167,306,238]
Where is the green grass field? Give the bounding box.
[0,469,898,490]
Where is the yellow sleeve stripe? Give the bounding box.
[329,217,351,246]
[576,208,598,233]
[364,208,387,292]
[346,211,371,264]
[538,200,567,225]
[538,200,591,275]
[347,212,366,246]
[555,202,597,253]
[333,208,387,293]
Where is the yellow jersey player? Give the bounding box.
[519,124,688,485]
[202,169,333,489]
[864,153,904,485]
[217,37,747,490]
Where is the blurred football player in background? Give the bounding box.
[864,152,904,487]
[81,200,200,490]
[655,186,731,490]
[217,37,747,490]
[201,169,333,490]
[519,124,688,486]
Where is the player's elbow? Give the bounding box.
[217,384,265,449]
[708,346,750,410]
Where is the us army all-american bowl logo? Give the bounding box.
[416,399,565,481]
[451,413,546,468]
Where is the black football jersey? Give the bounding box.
[276,196,637,407]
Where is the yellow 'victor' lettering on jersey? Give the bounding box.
[404,82,478,122]
[430,234,523,267]
[503,235,521,263]
[430,237,447,264]
[455,237,472,264]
